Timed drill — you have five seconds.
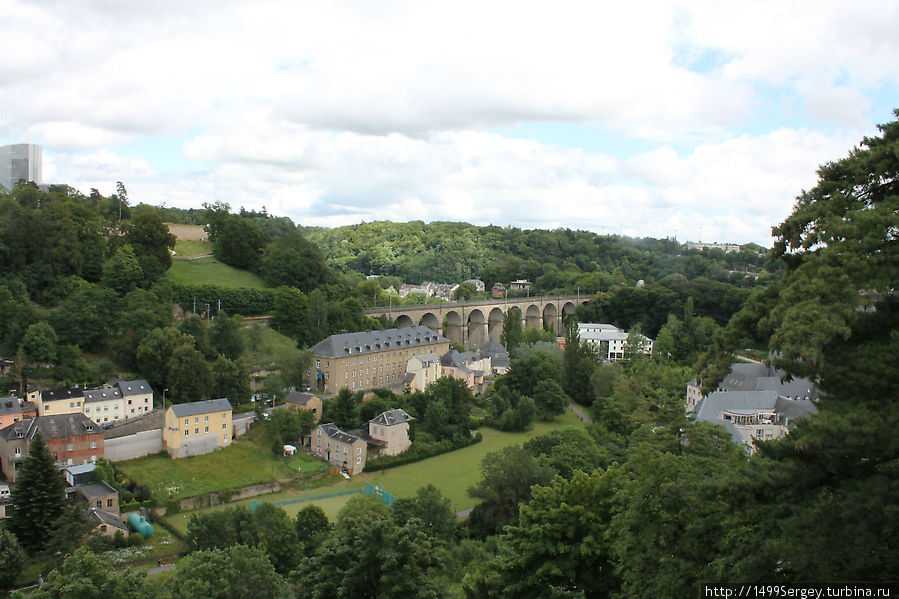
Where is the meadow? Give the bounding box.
[163,408,585,532]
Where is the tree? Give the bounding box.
[102,244,143,294]
[165,545,287,599]
[392,484,456,540]
[258,231,330,291]
[20,321,58,363]
[210,354,251,406]
[500,306,523,353]
[124,204,175,283]
[209,313,245,359]
[167,344,212,402]
[265,408,315,455]
[562,325,596,405]
[467,445,554,537]
[0,530,25,590]
[292,511,441,599]
[324,387,361,430]
[211,215,267,268]
[295,505,330,556]
[531,379,569,420]
[7,433,67,552]
[453,281,479,301]
[136,327,194,390]
[466,471,619,598]
[18,548,149,599]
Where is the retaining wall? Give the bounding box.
[105,429,163,462]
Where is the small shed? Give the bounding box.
[65,463,96,486]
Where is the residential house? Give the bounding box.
[163,398,233,459]
[0,413,104,482]
[368,409,413,456]
[439,350,489,394]
[283,390,322,422]
[576,323,653,361]
[0,483,11,519]
[35,386,84,417]
[111,378,154,418]
[477,339,510,376]
[76,481,119,515]
[433,283,460,301]
[510,279,531,291]
[312,423,367,475]
[492,283,506,298]
[463,279,485,292]
[405,353,442,392]
[88,508,130,538]
[83,387,124,424]
[0,396,36,429]
[693,390,817,453]
[309,326,450,394]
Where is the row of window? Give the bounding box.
[184,423,228,435]
[182,413,227,425]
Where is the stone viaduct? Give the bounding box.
[364,295,587,349]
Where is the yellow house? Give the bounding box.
[36,386,84,417]
[163,398,232,458]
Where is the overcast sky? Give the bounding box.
[2,1,897,245]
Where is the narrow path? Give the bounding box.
[456,507,473,519]
[735,354,765,364]
[568,403,592,423]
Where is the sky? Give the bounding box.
[1,1,897,245]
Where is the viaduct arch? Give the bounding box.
[364,295,586,349]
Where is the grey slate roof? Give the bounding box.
[76,481,117,498]
[310,326,448,358]
[170,398,232,418]
[370,409,413,427]
[320,423,362,445]
[84,387,122,403]
[0,413,100,441]
[718,362,818,400]
[284,390,317,406]
[115,379,153,397]
[0,397,28,415]
[694,390,817,445]
[478,339,510,368]
[88,508,128,531]
[42,386,83,401]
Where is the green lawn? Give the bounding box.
[165,253,268,289]
[163,408,586,531]
[172,238,212,257]
[116,430,329,501]
[242,323,305,373]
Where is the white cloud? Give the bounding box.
[1,0,895,246]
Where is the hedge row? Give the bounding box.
[169,284,276,316]
[367,431,483,471]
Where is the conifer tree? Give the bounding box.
[7,432,66,553]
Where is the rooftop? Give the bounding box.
[319,422,362,445]
[370,409,413,427]
[310,326,448,358]
[170,398,232,418]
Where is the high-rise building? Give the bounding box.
[0,143,42,191]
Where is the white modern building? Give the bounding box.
[576,323,653,361]
[0,143,42,191]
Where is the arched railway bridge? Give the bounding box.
[364,295,587,349]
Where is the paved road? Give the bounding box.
[568,403,592,423]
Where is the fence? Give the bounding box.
[363,482,395,506]
[245,483,396,511]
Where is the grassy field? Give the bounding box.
[242,323,304,374]
[164,408,586,531]
[116,429,330,501]
[172,238,212,257]
[165,256,268,289]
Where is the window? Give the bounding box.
[14,447,21,456]
[104,406,109,411]
[90,441,97,449]
[184,418,189,425]
[70,402,74,408]
[205,415,209,422]
[356,447,362,454]
[356,457,362,464]
[222,423,227,430]
[223,434,228,443]
[316,360,321,368]
[67,443,74,451]
[194,428,199,434]
[96,500,101,508]
[194,417,199,424]
[205,426,209,432]
[184,430,189,436]
[107,498,113,507]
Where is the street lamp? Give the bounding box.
[162,388,169,408]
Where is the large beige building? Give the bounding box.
[309,326,450,394]
[29,380,154,423]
